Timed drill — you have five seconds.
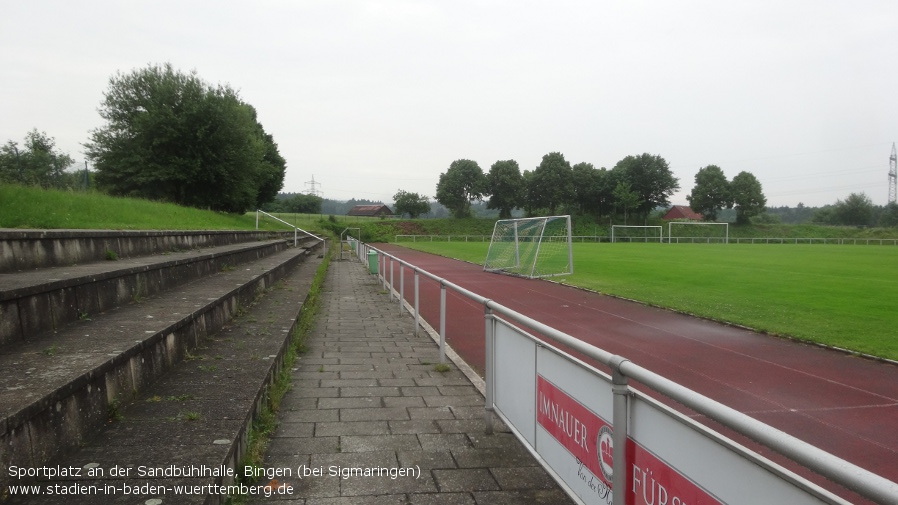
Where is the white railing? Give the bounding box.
[255,209,326,252]
[396,234,612,243]
[351,239,898,505]
[396,234,898,246]
[339,227,361,261]
[395,234,492,242]
[729,237,898,245]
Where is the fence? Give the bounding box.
[350,238,898,505]
[729,237,898,245]
[396,234,898,245]
[396,234,612,243]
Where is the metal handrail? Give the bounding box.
[255,209,326,252]
[339,227,361,261]
[357,241,898,505]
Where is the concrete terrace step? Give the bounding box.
[0,237,322,348]
[0,243,323,492]
[1,250,324,504]
[0,229,295,273]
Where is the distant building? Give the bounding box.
[347,204,393,217]
[662,205,703,221]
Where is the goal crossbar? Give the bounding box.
[667,221,729,244]
[611,225,664,243]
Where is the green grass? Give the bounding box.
[0,184,292,231]
[400,241,898,361]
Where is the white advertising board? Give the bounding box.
[492,321,537,446]
[490,318,844,505]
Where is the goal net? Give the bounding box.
[667,222,729,244]
[484,215,573,278]
[611,225,663,243]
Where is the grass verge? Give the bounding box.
[0,184,292,231]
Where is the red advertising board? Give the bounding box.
[537,375,723,505]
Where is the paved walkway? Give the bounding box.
[252,258,573,504]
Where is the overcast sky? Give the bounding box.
[3,1,897,208]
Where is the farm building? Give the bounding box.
[662,205,703,221]
[347,204,393,217]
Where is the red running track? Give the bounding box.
[376,244,898,505]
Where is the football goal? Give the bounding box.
[484,215,573,278]
[667,222,729,244]
[611,225,664,243]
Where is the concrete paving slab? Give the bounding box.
[249,259,575,504]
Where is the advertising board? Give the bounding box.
[491,320,843,505]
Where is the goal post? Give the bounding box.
[667,221,729,244]
[484,215,573,278]
[611,225,663,243]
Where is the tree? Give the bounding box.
[730,171,766,225]
[612,181,642,224]
[611,154,679,218]
[687,165,731,221]
[393,190,431,218]
[486,160,523,219]
[831,192,874,226]
[571,162,596,214]
[880,202,898,227]
[528,152,574,215]
[435,159,485,218]
[85,63,285,213]
[253,123,288,208]
[521,169,538,216]
[0,130,74,188]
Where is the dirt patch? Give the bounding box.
[397,221,425,234]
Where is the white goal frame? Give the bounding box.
[484,215,573,279]
[611,225,664,243]
[667,222,729,244]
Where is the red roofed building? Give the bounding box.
[662,205,703,221]
[347,204,393,217]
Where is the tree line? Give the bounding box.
[415,153,769,225]
[426,152,682,222]
[777,195,898,227]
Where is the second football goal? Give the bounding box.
[667,221,729,243]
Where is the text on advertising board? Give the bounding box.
[536,376,723,505]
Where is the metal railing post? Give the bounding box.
[484,303,495,435]
[610,356,630,505]
[439,282,447,364]
[399,264,405,315]
[389,258,395,301]
[414,271,420,336]
[255,210,259,229]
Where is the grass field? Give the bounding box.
[399,241,898,361]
